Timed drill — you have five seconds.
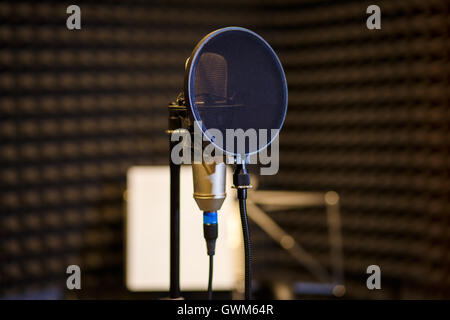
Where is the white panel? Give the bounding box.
[126,165,241,292]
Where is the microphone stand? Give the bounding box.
[169,139,180,299]
[167,100,188,299]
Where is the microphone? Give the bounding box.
[192,161,226,256]
[191,52,228,257]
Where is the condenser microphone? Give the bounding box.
[189,51,229,300]
[191,51,228,213]
[190,52,228,258]
[192,161,225,257]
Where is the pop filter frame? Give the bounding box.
[184,27,288,157]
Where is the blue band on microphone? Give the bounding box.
[203,211,218,224]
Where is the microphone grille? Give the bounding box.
[194,52,228,104]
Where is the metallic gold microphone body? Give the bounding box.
[192,161,226,212]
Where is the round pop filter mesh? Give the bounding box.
[186,28,288,156]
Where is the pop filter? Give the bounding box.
[185,27,288,156]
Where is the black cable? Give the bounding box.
[238,190,252,300]
[208,254,214,300]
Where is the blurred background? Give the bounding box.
[1,0,448,299]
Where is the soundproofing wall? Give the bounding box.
[1,0,448,299]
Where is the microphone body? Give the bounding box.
[192,161,226,212]
[192,161,225,257]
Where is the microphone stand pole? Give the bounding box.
[168,101,186,299]
[169,140,180,298]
